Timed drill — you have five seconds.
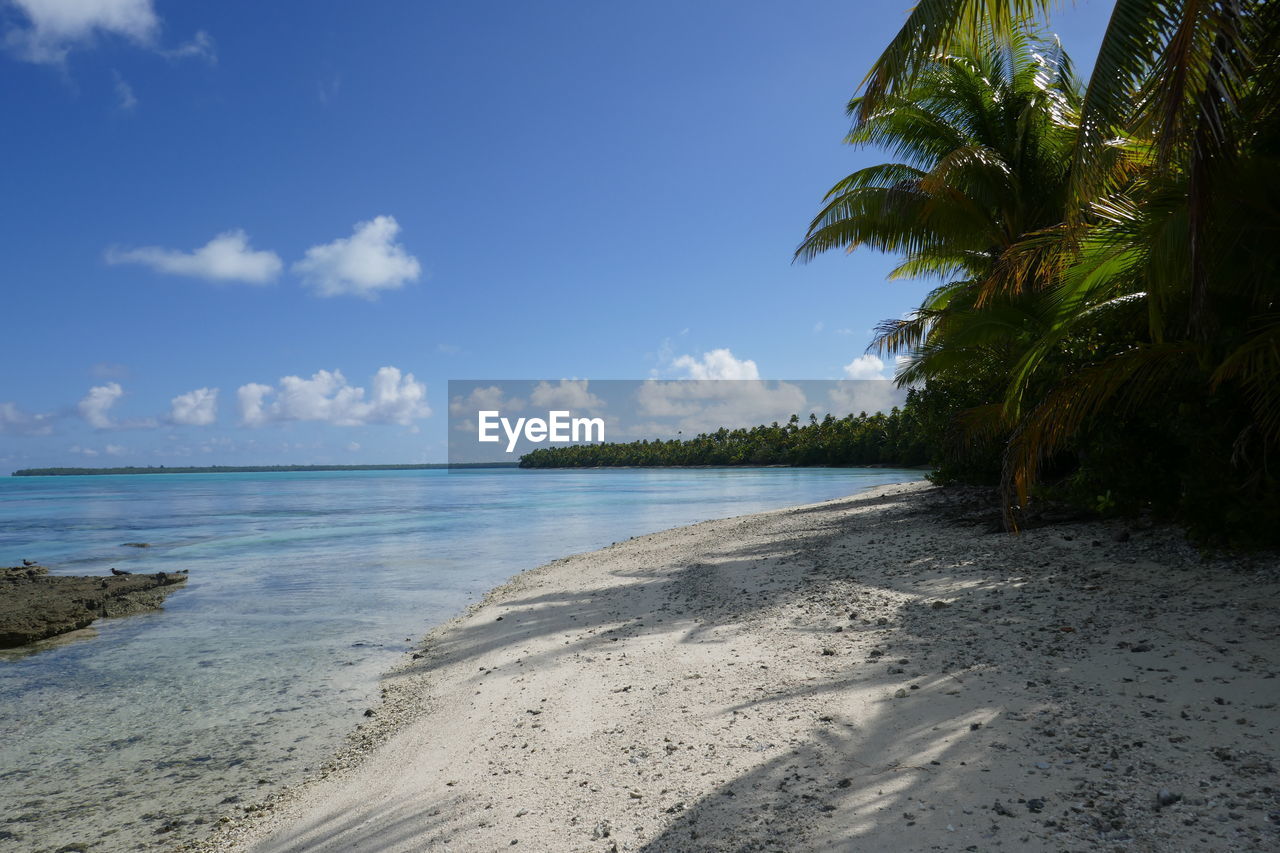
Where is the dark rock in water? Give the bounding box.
[0,565,189,649]
[122,542,152,548]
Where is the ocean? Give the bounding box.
[0,467,922,851]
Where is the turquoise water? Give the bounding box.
[0,467,921,851]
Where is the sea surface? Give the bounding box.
[0,467,922,852]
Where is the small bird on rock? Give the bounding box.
[110,568,131,576]
[22,559,36,567]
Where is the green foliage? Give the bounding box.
[520,407,930,469]
[800,2,1280,545]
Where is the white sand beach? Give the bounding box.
[197,482,1279,852]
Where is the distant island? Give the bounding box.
[11,463,517,476]
[520,406,929,468]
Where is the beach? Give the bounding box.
[194,482,1280,852]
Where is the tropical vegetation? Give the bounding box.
[797,0,1280,544]
[519,405,929,468]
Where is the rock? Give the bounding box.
[592,819,613,839]
[1113,530,1131,543]
[1027,798,1045,813]
[930,600,950,609]
[993,800,1015,817]
[1157,789,1182,809]
[894,688,907,698]
[122,542,151,548]
[0,567,189,649]
[822,647,837,656]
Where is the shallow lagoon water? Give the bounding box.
[0,467,922,851]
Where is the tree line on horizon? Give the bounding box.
[789,0,1280,544]
[519,401,931,468]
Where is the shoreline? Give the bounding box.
[194,482,1279,852]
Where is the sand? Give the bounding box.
[196,482,1279,852]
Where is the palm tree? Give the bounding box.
[796,21,1081,461]
[802,1,1280,539]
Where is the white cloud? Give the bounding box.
[106,230,283,284]
[670,348,760,380]
[237,383,273,428]
[0,401,53,435]
[827,380,902,416]
[634,379,807,435]
[449,385,526,416]
[113,70,137,110]
[68,444,98,457]
[842,354,888,380]
[5,0,158,63]
[529,379,604,412]
[346,441,361,452]
[293,215,421,298]
[169,387,218,426]
[238,367,430,427]
[78,382,122,428]
[104,443,125,456]
[77,382,156,429]
[160,28,214,63]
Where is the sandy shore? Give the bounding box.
[197,482,1279,852]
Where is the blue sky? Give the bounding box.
[0,0,1111,470]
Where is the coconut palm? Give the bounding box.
[796,20,1081,405]
[802,1,1280,540]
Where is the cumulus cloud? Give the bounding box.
[78,382,123,428]
[1,401,53,435]
[448,385,526,416]
[77,382,156,429]
[529,379,604,412]
[294,216,421,298]
[842,354,889,380]
[238,367,430,427]
[106,230,282,283]
[827,380,902,417]
[5,1,215,65]
[169,387,218,426]
[5,0,157,63]
[670,348,760,380]
[634,379,807,435]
